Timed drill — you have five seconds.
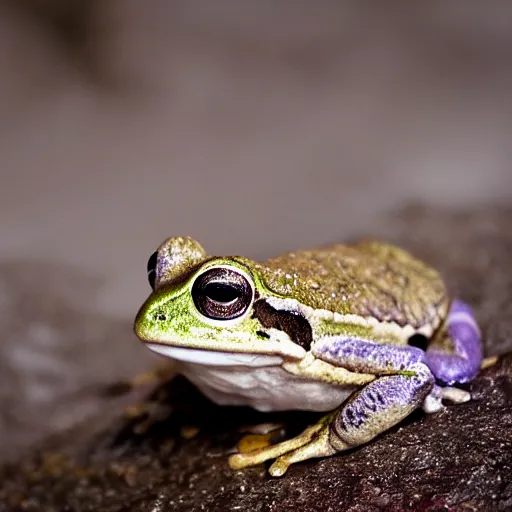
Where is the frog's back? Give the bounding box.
[254,241,448,330]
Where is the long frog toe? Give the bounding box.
[268,426,336,477]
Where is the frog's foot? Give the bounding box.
[229,413,336,477]
[422,384,471,414]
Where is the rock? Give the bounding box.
[1,205,511,512]
[0,261,156,464]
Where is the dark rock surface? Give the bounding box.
[1,205,512,512]
[0,261,156,464]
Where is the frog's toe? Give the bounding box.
[422,384,471,414]
[228,438,301,471]
[268,427,336,477]
[440,386,471,403]
[422,392,444,414]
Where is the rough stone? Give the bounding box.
[0,205,511,512]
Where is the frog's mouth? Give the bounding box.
[146,343,284,367]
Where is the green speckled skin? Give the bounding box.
[252,241,448,329]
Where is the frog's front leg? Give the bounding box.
[425,299,483,385]
[229,340,434,476]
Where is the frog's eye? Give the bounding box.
[191,267,253,321]
[147,251,158,289]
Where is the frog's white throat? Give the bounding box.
[146,343,354,413]
[146,343,284,367]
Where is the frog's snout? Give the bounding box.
[134,296,168,341]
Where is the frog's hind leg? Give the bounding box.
[230,339,434,476]
[425,299,483,386]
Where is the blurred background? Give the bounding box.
[0,0,511,462]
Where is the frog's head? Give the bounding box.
[134,237,308,366]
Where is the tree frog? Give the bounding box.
[134,237,483,476]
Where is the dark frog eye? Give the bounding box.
[191,267,253,321]
[147,251,158,289]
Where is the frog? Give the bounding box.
[134,236,483,477]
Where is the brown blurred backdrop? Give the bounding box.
[0,0,511,460]
[1,1,511,318]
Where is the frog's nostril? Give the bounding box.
[153,312,167,322]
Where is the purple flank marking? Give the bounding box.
[426,299,483,385]
[313,337,425,375]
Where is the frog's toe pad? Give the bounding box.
[440,386,471,403]
[268,431,336,477]
[422,385,471,414]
